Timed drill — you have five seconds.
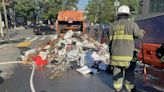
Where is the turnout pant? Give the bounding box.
[113,61,136,91]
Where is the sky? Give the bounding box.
[77,0,89,10]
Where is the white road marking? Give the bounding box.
[29,37,38,41]
[25,37,32,40]
[40,36,46,40]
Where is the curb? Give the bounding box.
[0,44,11,49]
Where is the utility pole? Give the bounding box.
[0,12,4,38]
[2,0,10,41]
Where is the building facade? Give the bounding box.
[137,0,164,20]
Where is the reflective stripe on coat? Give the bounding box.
[109,19,144,67]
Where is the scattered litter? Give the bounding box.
[76,66,91,75]
[18,31,110,79]
[64,30,74,39]
[25,49,37,57]
[44,45,51,50]
[32,56,48,66]
[39,51,49,60]
[50,71,64,79]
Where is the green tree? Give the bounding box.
[64,0,79,10]
[86,0,139,23]
[14,0,36,17]
[12,0,79,23]
[119,0,139,15]
[40,0,79,20]
[86,0,115,24]
[39,0,63,20]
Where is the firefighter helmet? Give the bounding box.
[118,5,130,15]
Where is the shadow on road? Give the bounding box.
[0,75,4,85]
[0,77,5,85]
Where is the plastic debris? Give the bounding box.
[39,51,49,60]
[76,66,91,75]
[18,30,110,78]
[44,45,51,50]
[32,56,48,66]
[64,30,74,39]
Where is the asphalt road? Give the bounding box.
[0,28,50,91]
[0,29,163,92]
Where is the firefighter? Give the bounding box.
[109,5,145,92]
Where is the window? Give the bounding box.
[158,0,164,12]
[150,0,164,13]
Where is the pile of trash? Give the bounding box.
[20,30,110,79]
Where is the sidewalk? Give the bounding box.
[0,28,31,46]
[0,26,26,39]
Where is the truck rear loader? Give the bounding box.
[55,10,86,34]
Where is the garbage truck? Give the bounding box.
[135,15,164,91]
[55,10,86,34]
[136,15,164,68]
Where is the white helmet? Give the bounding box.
[118,5,130,15]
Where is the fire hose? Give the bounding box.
[0,61,36,92]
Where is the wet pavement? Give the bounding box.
[0,29,163,92]
[0,64,31,92]
[0,63,163,92]
[144,67,164,91]
[0,64,115,92]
